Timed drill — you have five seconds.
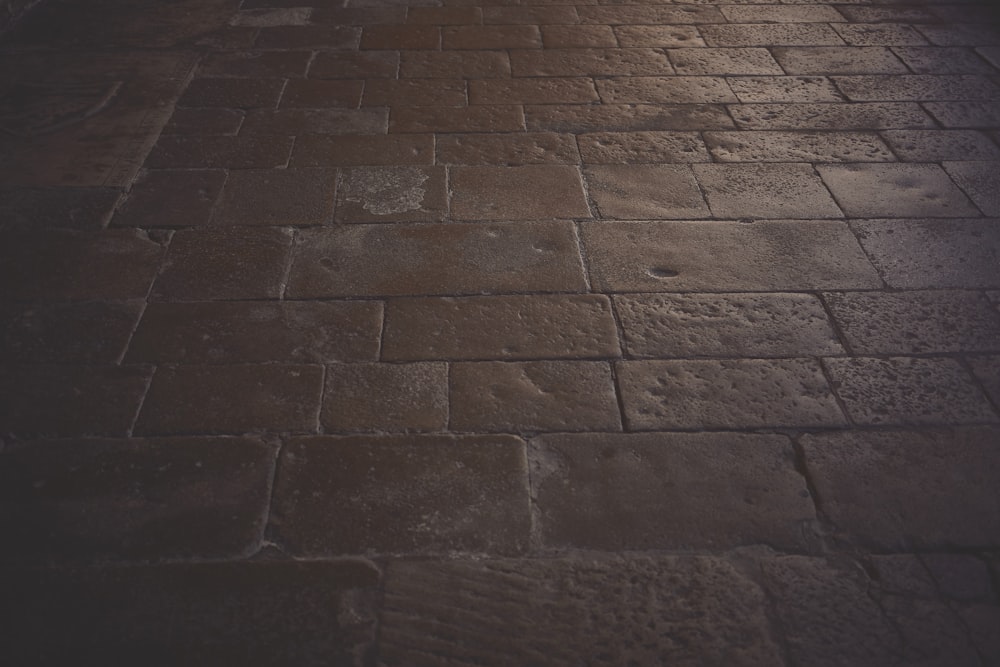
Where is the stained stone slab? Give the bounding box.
[667,47,783,75]
[1,301,142,364]
[379,556,784,666]
[824,356,996,426]
[530,432,817,551]
[694,163,843,219]
[322,362,448,432]
[577,131,710,163]
[730,102,935,130]
[617,358,845,430]
[0,187,121,231]
[822,290,1000,354]
[0,560,379,666]
[335,166,447,223]
[850,218,1000,289]
[286,222,587,297]
[0,437,276,563]
[817,164,979,218]
[581,220,881,292]
[943,161,1000,216]
[800,427,1000,550]
[269,435,531,555]
[770,46,908,75]
[584,164,709,219]
[704,131,893,162]
[450,165,591,220]
[615,292,842,358]
[382,294,620,361]
[113,169,226,228]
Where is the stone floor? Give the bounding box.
[1,0,1000,664]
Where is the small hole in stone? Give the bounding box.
[648,267,678,278]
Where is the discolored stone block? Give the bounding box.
[291,135,433,167]
[335,166,447,222]
[322,362,448,432]
[213,168,336,226]
[451,165,590,220]
[879,129,1000,161]
[577,131,709,163]
[113,169,226,228]
[436,132,580,165]
[584,164,709,219]
[817,164,979,218]
[509,48,674,77]
[694,163,843,219]
[704,131,893,162]
[1,301,142,364]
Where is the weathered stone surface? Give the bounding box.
[800,427,1000,550]
[943,161,1000,216]
[0,187,120,231]
[585,164,709,219]
[531,432,816,551]
[617,358,845,430]
[179,77,284,108]
[577,131,710,163]
[241,108,388,135]
[705,131,893,162]
[146,135,294,169]
[730,102,934,130]
[822,290,1000,354]
[291,135,433,167]
[969,355,1000,407]
[442,25,541,49]
[286,222,587,297]
[0,437,276,563]
[880,129,1000,161]
[197,50,310,78]
[542,24,617,48]
[126,301,382,363]
[771,46,908,74]
[924,101,1000,128]
[335,166,447,222]
[322,362,448,432]
[526,103,734,132]
[470,77,598,104]
[364,79,467,106]
[379,556,784,666]
[694,163,843,219]
[510,48,674,76]
[451,165,590,220]
[668,47,783,75]
[728,76,842,103]
[614,25,705,48]
[0,301,142,363]
[436,132,580,165]
[361,24,438,49]
[280,79,363,109]
[483,6,579,24]
[893,46,998,75]
[270,435,530,555]
[922,554,996,602]
[1,560,379,666]
[390,105,525,133]
[833,23,928,47]
[256,24,361,49]
[382,294,620,361]
[818,164,979,218]
[825,356,996,426]
[615,292,842,358]
[399,50,510,78]
[582,220,881,292]
[834,74,1000,102]
[310,50,399,78]
[113,169,226,228]
[214,168,337,226]
[700,23,845,47]
[595,76,736,104]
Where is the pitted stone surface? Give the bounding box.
[943,161,1000,216]
[694,163,844,219]
[880,130,1000,162]
[771,46,908,75]
[730,102,935,130]
[595,76,736,104]
[322,362,448,432]
[525,103,734,133]
[436,132,580,165]
[577,131,710,163]
[585,164,709,219]
[728,76,843,103]
[704,131,893,162]
[818,163,980,218]
[335,166,447,222]
[668,47,783,75]
[969,355,1000,407]
[450,165,590,220]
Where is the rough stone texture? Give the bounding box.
[771,46,908,74]
[880,130,1000,162]
[364,79,467,106]
[531,432,817,551]
[390,105,525,133]
[595,76,736,104]
[817,164,980,218]
[728,76,843,103]
[614,25,705,49]
[923,101,1000,128]
[0,437,276,563]
[436,132,580,165]
[0,301,142,363]
[704,131,893,162]
[0,187,121,231]
[694,163,843,219]
[615,292,843,358]
[969,355,1000,407]
[617,358,845,430]
[943,161,1000,216]
[834,75,1000,102]
[525,103,734,133]
[470,77,598,104]
[113,169,226,228]
[335,166,447,222]
[577,131,710,163]
[667,47,783,75]
[700,23,845,47]
[450,361,621,432]
[400,50,510,78]
[450,165,591,220]
[291,135,433,167]
[213,168,337,226]
[146,135,294,169]
[269,435,530,555]
[379,556,784,666]
[730,102,934,130]
[241,108,388,135]
[382,294,620,361]
[322,362,448,432]
[800,427,1000,550]
[510,48,674,77]
[584,164,709,219]
[893,46,998,75]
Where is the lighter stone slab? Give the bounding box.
[694,163,843,219]
[704,131,893,162]
[584,164,709,219]
[818,164,979,218]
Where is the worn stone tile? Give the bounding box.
[400,50,510,78]
[924,101,1000,128]
[287,222,587,297]
[279,79,364,108]
[470,77,598,104]
[531,432,816,551]
[442,25,541,49]
[134,364,323,435]
[922,554,997,602]
[379,556,783,666]
[836,74,1000,102]
[943,161,1000,216]
[0,560,379,665]
[0,301,141,364]
[270,435,530,555]
[721,5,844,23]
[0,230,164,301]
[614,25,705,48]
[483,6,578,24]
[823,290,1000,355]
[0,365,151,437]
[451,165,590,220]
[667,47,783,75]
[510,48,674,76]
[322,362,448,432]
[881,129,1000,161]
[771,46,908,74]
[436,132,580,164]
[728,76,843,103]
[892,46,999,74]
[292,135,433,167]
[0,436,276,563]
[390,105,525,133]
[617,358,845,430]
[832,23,929,46]
[146,135,293,169]
[241,108,389,135]
[730,102,936,130]
[583,220,881,292]
[335,166,447,222]
[818,164,979,218]
[800,427,1000,549]
[541,25,617,48]
[179,78,284,108]
[363,78,467,106]
[406,6,481,24]
[705,131,893,162]
[918,23,1000,48]
[127,301,382,364]
[694,163,843,219]
[596,76,735,104]
[700,23,845,47]
[450,361,621,432]
[309,50,400,79]
[827,356,997,425]
[584,164,709,219]
[151,227,293,300]
[578,131,709,163]
[0,187,121,231]
[255,25,361,49]
[616,292,842,358]
[313,6,407,25]
[113,169,225,228]
[230,8,311,27]
[197,50,311,78]
[214,168,336,226]
[576,5,724,25]
[526,103,734,132]
[362,25,439,49]
[969,355,1000,407]
[836,6,938,23]
[977,46,1000,70]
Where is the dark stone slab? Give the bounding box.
[112,169,227,228]
[322,362,448,432]
[0,187,120,231]
[214,168,337,226]
[0,301,142,363]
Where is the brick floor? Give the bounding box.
[2,0,1000,663]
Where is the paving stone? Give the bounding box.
[924,101,1000,128]
[292,135,433,168]
[442,25,541,49]
[0,560,379,666]
[922,554,997,602]
[436,132,580,164]
[134,364,323,435]
[526,103,735,132]
[832,23,929,46]
[825,356,997,425]
[868,554,938,597]
[113,169,225,228]
[270,435,531,555]
[771,46,908,74]
[943,160,1000,216]
[197,50,311,78]
[836,6,938,23]
[0,301,141,364]
[241,108,389,135]
[881,129,1000,161]
[617,358,845,430]
[363,78,467,106]
[584,164,709,219]
[721,5,844,23]
[151,227,292,300]
[541,25,617,48]
[705,131,893,162]
[576,5,725,25]
[818,163,979,218]
[0,230,164,301]
[892,46,999,74]
[596,76,735,104]
[837,74,1000,102]
[362,25,439,49]
[667,47,783,75]
[179,78,284,108]
[379,556,783,666]
[0,436,276,563]
[400,50,510,78]
[483,6,578,24]
[383,294,619,361]
[470,77,598,104]
[256,25,361,49]
[977,45,1000,69]
[578,131,709,163]
[700,23,845,47]
[582,220,881,292]
[146,135,293,169]
[614,25,705,48]
[730,102,936,130]
[279,79,364,108]
[800,427,1000,550]
[615,292,842,358]
[0,365,151,438]
[390,105,525,133]
[969,355,1000,410]
[287,222,587,297]
[127,301,382,363]
[451,165,590,220]
[823,290,1000,355]
[918,23,1000,48]
[322,362,448,432]
[213,168,336,226]
[406,6,481,24]
[694,163,842,219]
[0,187,121,231]
[313,6,406,25]
[450,361,620,432]
[509,48,674,76]
[335,166,447,222]
[230,8,311,27]
[728,76,843,103]
[309,50,400,78]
